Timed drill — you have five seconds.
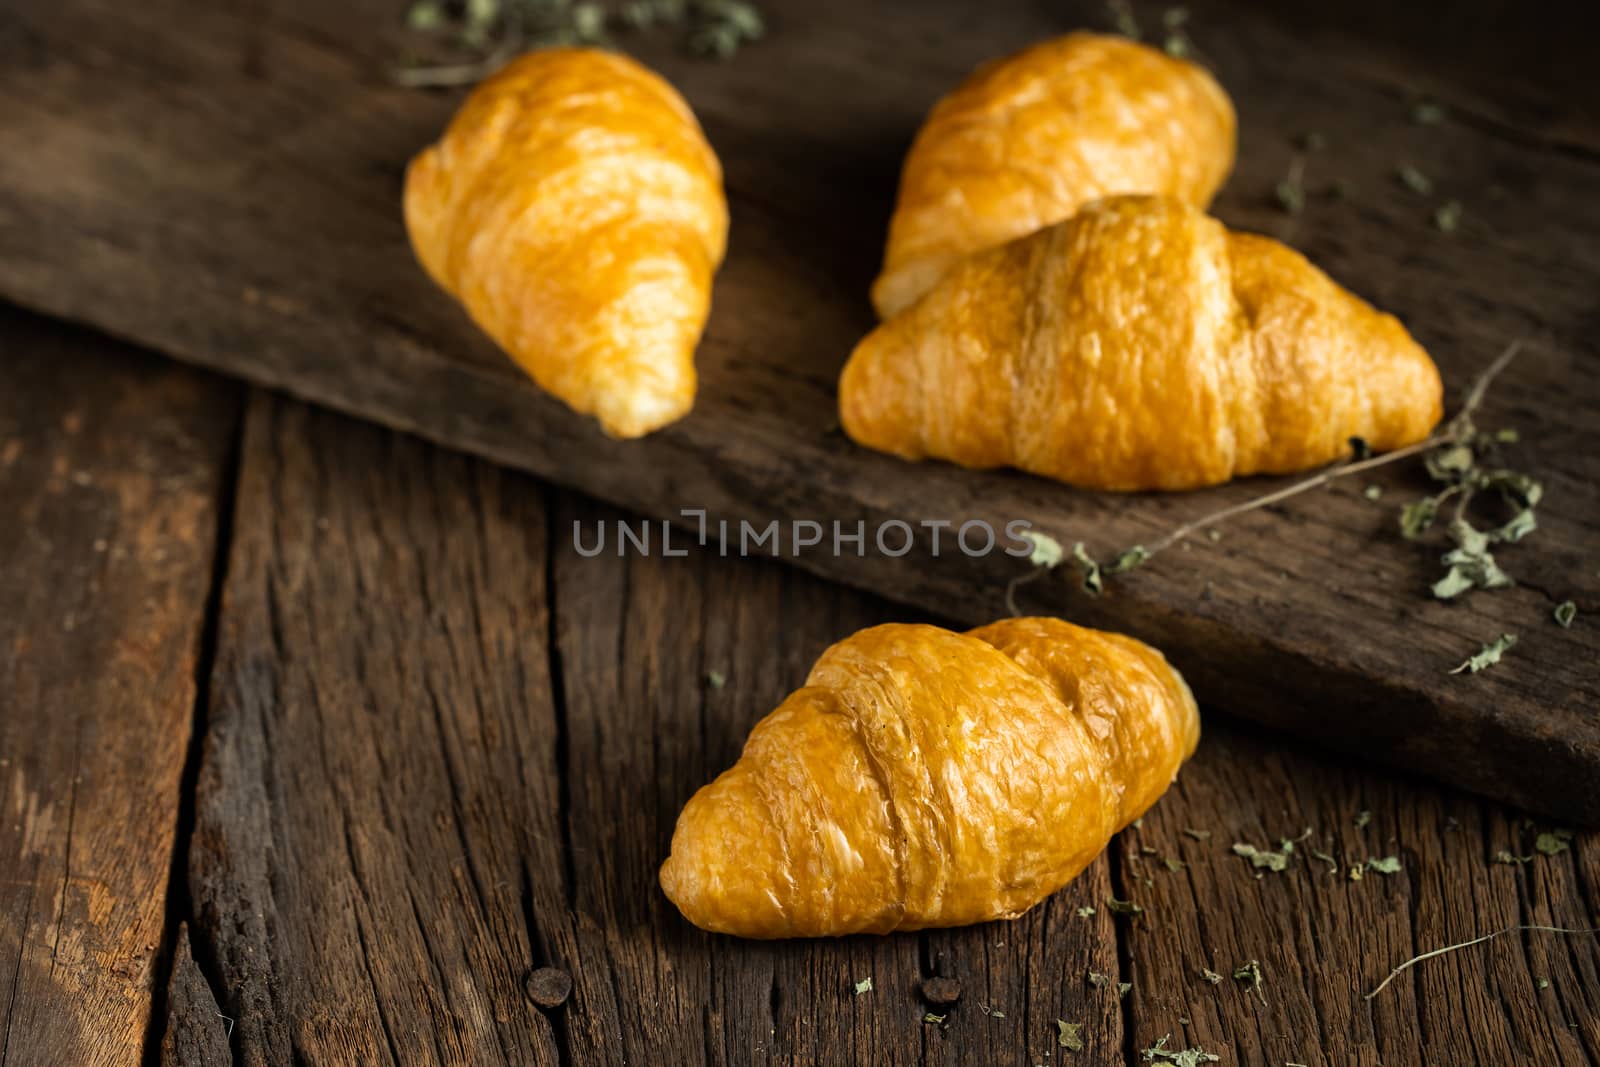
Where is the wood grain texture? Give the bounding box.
[1115,721,1600,1065]
[0,308,238,1066]
[161,924,232,1067]
[0,0,1596,820]
[177,389,1597,1064]
[183,392,1122,1065]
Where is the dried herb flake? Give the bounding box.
[1232,841,1290,872]
[1071,541,1104,595]
[1233,959,1267,1005]
[1412,101,1447,125]
[1535,830,1573,856]
[1400,497,1440,540]
[1142,1033,1221,1064]
[1398,164,1434,195]
[1450,633,1517,674]
[1107,545,1151,575]
[1434,199,1464,233]
[1022,530,1064,569]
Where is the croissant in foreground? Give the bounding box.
[404,49,728,438]
[843,196,1444,491]
[872,32,1236,318]
[660,618,1199,938]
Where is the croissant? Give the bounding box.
[842,195,1444,491]
[404,48,728,439]
[659,617,1199,938]
[872,32,1236,318]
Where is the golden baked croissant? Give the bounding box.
[659,617,1198,938]
[842,195,1444,491]
[404,48,728,438]
[872,32,1235,318]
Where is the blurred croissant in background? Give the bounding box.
[405,48,728,438]
[872,32,1236,318]
[843,196,1444,491]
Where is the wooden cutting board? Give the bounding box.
[2,0,1596,819]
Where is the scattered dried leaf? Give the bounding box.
[1233,959,1267,1005]
[1142,1033,1221,1064]
[1232,841,1290,872]
[1450,633,1517,674]
[1535,830,1573,856]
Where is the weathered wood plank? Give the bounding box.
[0,308,239,1066]
[187,394,568,1066]
[1,0,1594,819]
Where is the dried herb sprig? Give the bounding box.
[1006,341,1531,610]
[1398,343,1544,607]
[1366,923,1599,1000]
[394,0,764,87]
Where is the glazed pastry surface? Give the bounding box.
[872,32,1236,318]
[405,48,728,438]
[659,617,1199,938]
[842,196,1443,491]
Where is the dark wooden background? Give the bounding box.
[3,0,1600,1064]
[1,0,1597,820]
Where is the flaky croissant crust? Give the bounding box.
[660,618,1199,938]
[843,195,1444,491]
[872,32,1236,318]
[405,48,728,438]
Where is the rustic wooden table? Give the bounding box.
[5,0,1598,824]
[3,306,1597,1065]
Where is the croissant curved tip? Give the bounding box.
[837,327,915,462]
[659,773,794,937]
[593,381,695,439]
